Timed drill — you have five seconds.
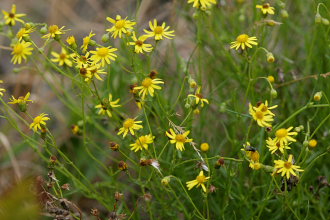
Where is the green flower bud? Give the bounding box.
[40,25,48,34]
[322,18,329,25]
[271,89,277,98]
[102,34,110,43]
[315,13,322,24]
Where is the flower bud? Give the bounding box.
[193,108,200,115]
[215,157,225,169]
[109,142,119,151]
[161,176,171,186]
[308,139,317,148]
[267,75,275,83]
[313,91,322,101]
[39,25,48,34]
[188,78,197,88]
[266,52,275,63]
[280,9,289,18]
[315,13,322,24]
[118,161,128,171]
[322,18,329,25]
[219,102,226,113]
[271,89,277,98]
[89,39,96,46]
[102,33,110,43]
[200,143,210,152]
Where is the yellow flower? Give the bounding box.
[66,36,76,45]
[117,118,143,137]
[188,87,209,107]
[30,113,50,132]
[73,52,92,68]
[95,94,121,117]
[2,4,26,26]
[134,77,164,100]
[42,25,65,39]
[249,103,274,127]
[144,19,175,40]
[274,155,303,179]
[256,3,275,15]
[308,139,317,148]
[81,31,95,52]
[0,80,6,97]
[267,75,275,83]
[274,127,297,146]
[200,143,210,152]
[16,27,35,41]
[230,34,258,50]
[106,15,136,39]
[11,41,33,64]
[186,171,210,192]
[51,48,74,67]
[187,0,217,9]
[166,128,193,151]
[128,33,153,53]
[249,162,262,170]
[130,134,155,152]
[84,64,107,82]
[8,92,33,105]
[266,137,290,154]
[90,46,118,67]
[254,100,277,116]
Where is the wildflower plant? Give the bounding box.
[0,1,329,220]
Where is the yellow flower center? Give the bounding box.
[13,44,24,55]
[255,111,264,119]
[263,3,270,9]
[261,105,268,112]
[196,175,206,183]
[115,20,126,29]
[175,134,186,143]
[276,129,288,138]
[142,78,153,88]
[34,116,43,124]
[137,136,147,145]
[154,26,163,35]
[97,48,109,57]
[136,40,143,46]
[123,118,135,128]
[236,34,249,43]
[284,161,292,169]
[59,53,67,60]
[49,25,59,34]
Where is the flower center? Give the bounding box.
[142,78,153,88]
[13,44,24,55]
[59,53,67,60]
[175,134,186,143]
[284,161,292,169]
[154,26,163,35]
[263,3,270,9]
[136,40,143,46]
[137,136,147,145]
[49,25,59,34]
[236,34,249,43]
[115,20,125,29]
[196,94,203,99]
[97,48,109,57]
[123,118,134,128]
[276,129,288,138]
[34,116,42,124]
[261,105,268,112]
[80,68,87,75]
[255,111,264,119]
[196,175,206,183]
[9,13,15,18]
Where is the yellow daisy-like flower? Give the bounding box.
[106,15,136,39]
[130,134,155,152]
[256,3,275,15]
[90,46,118,67]
[274,127,298,146]
[29,113,50,132]
[0,80,6,97]
[95,94,121,118]
[166,128,193,151]
[274,155,303,179]
[186,171,210,192]
[8,92,33,105]
[249,103,274,127]
[11,41,33,64]
[128,33,153,54]
[51,48,74,67]
[188,87,209,107]
[2,4,26,26]
[16,27,35,41]
[230,34,258,50]
[249,162,262,170]
[42,25,65,39]
[81,31,95,52]
[84,64,107,82]
[134,77,164,100]
[187,0,217,9]
[144,19,175,41]
[255,100,277,116]
[66,36,76,46]
[73,52,92,68]
[117,118,143,137]
[266,137,291,154]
